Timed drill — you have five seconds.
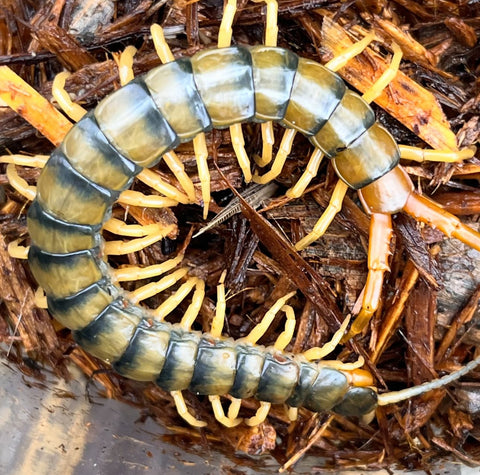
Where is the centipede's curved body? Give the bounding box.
[27,45,409,417]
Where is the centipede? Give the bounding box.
[1,0,480,470]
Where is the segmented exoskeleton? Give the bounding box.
[27,44,385,419]
[2,0,480,432]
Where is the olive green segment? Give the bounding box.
[189,337,237,395]
[113,321,171,381]
[36,152,115,226]
[144,58,212,141]
[28,246,104,299]
[333,387,378,416]
[332,123,400,189]
[255,352,299,404]
[191,46,254,128]
[94,80,178,167]
[302,367,349,413]
[250,46,298,122]
[229,344,265,399]
[47,281,118,331]
[27,200,100,254]
[61,113,139,191]
[310,91,376,158]
[73,301,142,364]
[282,58,345,135]
[155,329,201,391]
[285,361,319,408]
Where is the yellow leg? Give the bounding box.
[129,267,189,304]
[245,401,271,426]
[0,154,48,168]
[273,305,296,352]
[210,270,227,338]
[256,0,279,47]
[7,239,29,259]
[137,169,190,204]
[113,254,184,282]
[34,287,48,309]
[302,315,351,361]
[230,123,253,182]
[285,148,324,198]
[170,390,207,428]
[255,121,275,167]
[252,0,279,166]
[362,42,403,104]
[295,179,349,251]
[179,277,205,330]
[163,151,197,203]
[113,45,137,86]
[241,291,296,345]
[193,134,211,219]
[103,223,176,255]
[227,397,242,420]
[153,276,204,321]
[51,72,87,122]
[209,395,243,427]
[6,164,36,200]
[253,129,296,184]
[208,271,244,426]
[218,0,237,47]
[287,406,298,422]
[399,144,476,163]
[342,213,392,342]
[117,189,179,208]
[319,356,365,371]
[103,217,170,237]
[325,32,376,72]
[150,24,209,212]
[151,24,175,63]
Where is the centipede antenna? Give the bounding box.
[377,353,480,406]
[193,182,278,238]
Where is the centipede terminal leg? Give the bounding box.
[342,213,392,341]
